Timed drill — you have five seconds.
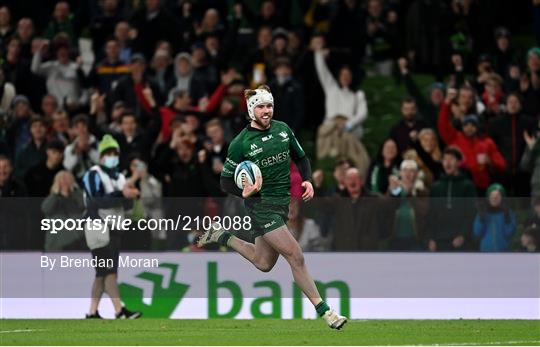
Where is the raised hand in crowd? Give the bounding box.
[142,85,156,108]
[524,130,537,149]
[398,57,408,75]
[445,88,458,104]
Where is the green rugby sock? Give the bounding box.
[218,232,232,247]
[315,301,330,317]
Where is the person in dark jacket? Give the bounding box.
[13,116,47,179]
[428,147,477,251]
[523,196,540,231]
[327,167,382,251]
[88,0,124,61]
[521,197,540,252]
[404,0,451,78]
[112,110,161,172]
[6,94,34,158]
[491,27,519,79]
[0,155,28,250]
[24,140,64,197]
[198,118,229,187]
[108,54,163,124]
[86,38,130,94]
[488,93,535,196]
[397,57,445,129]
[389,97,428,154]
[156,138,220,249]
[520,47,540,119]
[129,0,182,59]
[268,58,304,132]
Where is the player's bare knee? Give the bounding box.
[255,256,277,272]
[257,262,274,272]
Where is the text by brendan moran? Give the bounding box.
[40,255,159,270]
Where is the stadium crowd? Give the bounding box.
[0,0,540,253]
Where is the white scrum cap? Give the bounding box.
[246,88,274,120]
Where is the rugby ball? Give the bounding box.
[234,160,262,189]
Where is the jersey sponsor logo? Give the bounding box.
[262,134,273,142]
[259,150,290,168]
[248,147,263,157]
[264,220,276,229]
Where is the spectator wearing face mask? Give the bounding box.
[81,134,142,319]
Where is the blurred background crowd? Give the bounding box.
[0,0,540,253]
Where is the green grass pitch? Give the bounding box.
[1,319,539,345]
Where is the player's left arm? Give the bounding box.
[288,127,314,201]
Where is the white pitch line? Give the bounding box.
[412,340,540,346]
[0,329,46,334]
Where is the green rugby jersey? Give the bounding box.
[221,120,305,204]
